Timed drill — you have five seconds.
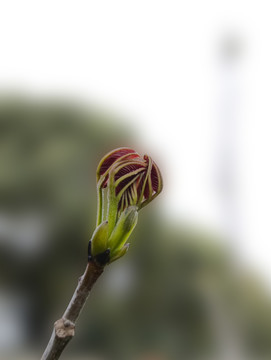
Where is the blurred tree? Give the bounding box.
[0,97,134,347]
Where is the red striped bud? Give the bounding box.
[97,147,163,214]
[91,147,163,265]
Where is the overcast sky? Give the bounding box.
[1,0,271,288]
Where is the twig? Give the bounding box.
[41,260,104,360]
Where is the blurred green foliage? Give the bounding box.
[0,98,271,360]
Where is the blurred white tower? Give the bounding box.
[212,34,245,360]
[216,34,243,250]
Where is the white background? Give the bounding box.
[1,1,271,287]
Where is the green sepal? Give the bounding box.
[109,243,130,263]
[91,220,109,256]
[107,205,138,259]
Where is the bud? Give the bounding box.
[90,147,163,265]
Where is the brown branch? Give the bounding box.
[41,260,104,360]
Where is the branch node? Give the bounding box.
[54,318,75,339]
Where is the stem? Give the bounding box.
[41,260,104,360]
[96,186,103,226]
[107,187,118,236]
